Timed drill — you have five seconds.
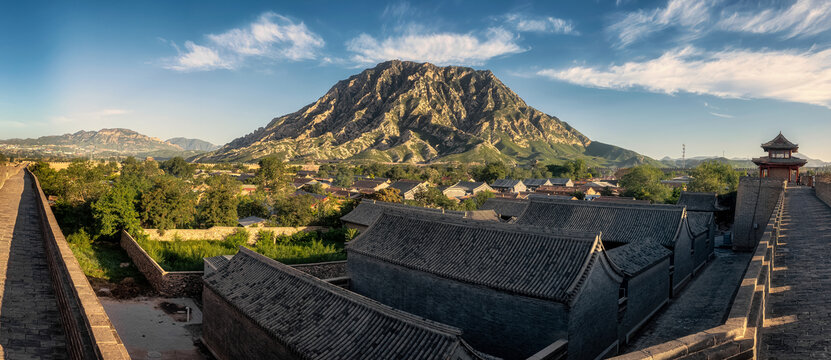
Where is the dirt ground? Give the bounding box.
[100,297,211,360]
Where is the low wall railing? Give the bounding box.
[29,168,130,360]
[611,188,785,359]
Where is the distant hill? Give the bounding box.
[195,60,660,167]
[166,137,220,151]
[660,154,830,168]
[0,128,204,159]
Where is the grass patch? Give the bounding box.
[136,228,348,271]
[68,241,144,283]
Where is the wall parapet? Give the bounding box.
[815,180,831,208]
[28,168,130,360]
[611,187,785,359]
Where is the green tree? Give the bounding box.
[120,157,163,194]
[301,183,327,195]
[141,176,197,230]
[619,165,672,203]
[58,160,110,204]
[198,175,240,227]
[688,161,741,194]
[30,161,60,196]
[92,183,143,238]
[159,157,195,178]
[272,194,317,226]
[479,162,508,183]
[413,187,457,209]
[373,188,402,203]
[255,156,288,192]
[548,159,592,181]
[238,192,270,219]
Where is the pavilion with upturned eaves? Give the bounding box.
[752,132,806,183]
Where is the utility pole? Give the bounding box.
[682,144,686,169]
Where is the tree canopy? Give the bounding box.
[619,164,672,203]
[688,161,741,194]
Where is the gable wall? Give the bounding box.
[566,256,621,360]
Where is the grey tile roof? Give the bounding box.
[490,179,524,188]
[203,255,233,275]
[515,199,686,248]
[677,192,723,212]
[447,181,490,192]
[348,211,618,303]
[522,179,551,187]
[761,132,798,150]
[388,180,424,194]
[340,200,497,227]
[204,248,490,360]
[548,178,572,186]
[606,242,672,276]
[686,211,714,237]
[479,198,529,218]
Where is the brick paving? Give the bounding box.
[0,170,67,359]
[761,187,831,359]
[622,247,753,352]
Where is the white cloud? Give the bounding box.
[718,0,831,38]
[709,112,735,119]
[347,27,524,65]
[164,12,324,72]
[609,0,714,46]
[538,46,831,108]
[610,0,831,46]
[504,14,578,35]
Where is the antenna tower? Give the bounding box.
[682,144,686,169]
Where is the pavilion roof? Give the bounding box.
[761,132,798,150]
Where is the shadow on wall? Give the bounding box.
[732,177,786,251]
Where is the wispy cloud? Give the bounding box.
[504,14,579,35]
[164,12,324,72]
[51,109,131,124]
[709,112,735,119]
[717,0,831,38]
[610,0,831,47]
[608,0,714,47]
[347,27,524,65]
[538,46,831,108]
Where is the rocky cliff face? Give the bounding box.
[197,60,651,165]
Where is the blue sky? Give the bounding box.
[2,0,830,160]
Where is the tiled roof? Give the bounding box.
[522,179,551,187]
[388,180,425,194]
[686,211,714,237]
[204,248,489,360]
[526,194,574,201]
[606,241,672,276]
[203,255,233,275]
[592,196,651,205]
[352,179,387,189]
[341,200,497,227]
[548,178,572,186]
[238,216,267,227]
[752,156,807,166]
[348,212,618,303]
[491,179,523,188]
[479,198,529,218]
[515,199,685,248]
[447,181,489,192]
[761,132,798,150]
[677,192,721,212]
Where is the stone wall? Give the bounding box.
[732,177,786,251]
[816,179,831,208]
[0,165,22,191]
[29,169,131,360]
[120,232,203,298]
[144,226,325,244]
[611,185,785,359]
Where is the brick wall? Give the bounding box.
[348,253,571,360]
[144,226,325,244]
[29,169,130,359]
[202,287,297,360]
[732,177,786,251]
[816,180,831,208]
[120,232,203,298]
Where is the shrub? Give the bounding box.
[224,228,249,248]
[256,230,275,244]
[67,229,92,247]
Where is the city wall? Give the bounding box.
[611,186,785,359]
[144,226,325,244]
[815,178,831,208]
[29,169,131,360]
[732,177,786,251]
[0,164,24,191]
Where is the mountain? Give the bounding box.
[0,128,203,159]
[195,60,659,167]
[660,154,831,169]
[166,137,220,151]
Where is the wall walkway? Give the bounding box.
[760,187,831,358]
